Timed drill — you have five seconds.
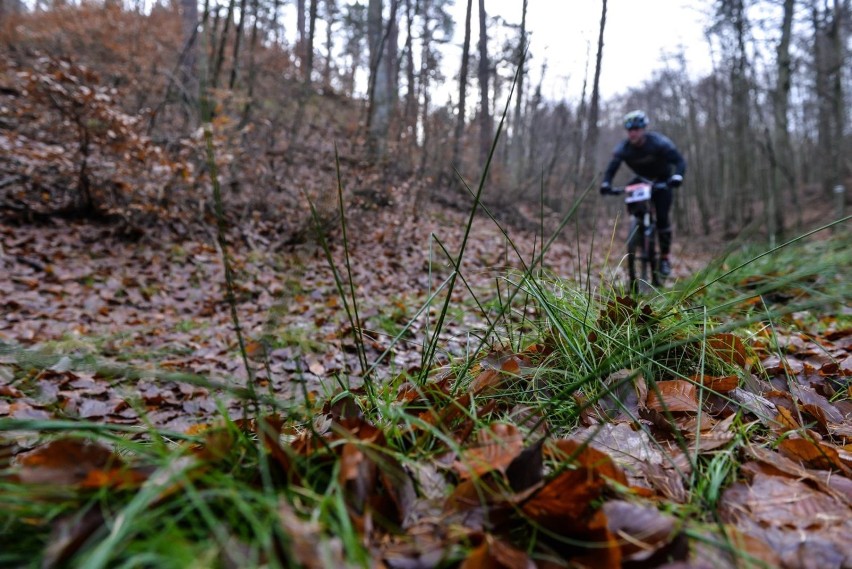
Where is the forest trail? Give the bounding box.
[0,200,713,430]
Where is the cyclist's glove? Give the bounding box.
[668,174,683,188]
[600,182,613,195]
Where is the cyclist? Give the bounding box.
[600,110,686,278]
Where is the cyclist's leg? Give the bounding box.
[653,186,673,278]
[653,185,673,257]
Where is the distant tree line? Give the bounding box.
[1,0,849,243]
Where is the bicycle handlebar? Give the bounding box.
[605,179,668,195]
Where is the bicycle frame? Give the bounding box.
[608,179,668,292]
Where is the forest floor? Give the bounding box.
[0,198,713,432]
[2,196,851,569]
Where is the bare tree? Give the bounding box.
[305,0,319,82]
[239,0,261,125]
[477,0,492,165]
[228,0,248,89]
[322,0,339,89]
[582,0,606,185]
[297,0,307,68]
[366,0,399,160]
[770,0,796,235]
[451,0,473,173]
[402,0,417,137]
[179,0,199,99]
[211,0,236,89]
[511,0,528,184]
[828,0,848,195]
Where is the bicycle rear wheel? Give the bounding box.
[645,225,659,286]
[626,218,641,292]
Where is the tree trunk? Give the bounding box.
[386,0,400,111]
[211,0,236,89]
[582,0,606,186]
[828,0,847,196]
[403,0,417,139]
[367,0,393,160]
[772,0,796,235]
[323,0,338,89]
[297,0,307,69]
[305,0,318,82]
[511,0,528,184]
[729,0,751,230]
[179,0,199,100]
[418,0,433,174]
[809,1,847,197]
[228,0,248,89]
[239,0,261,126]
[477,0,492,165]
[452,0,473,172]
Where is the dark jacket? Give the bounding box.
[603,131,686,184]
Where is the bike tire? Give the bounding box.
[626,218,642,290]
[646,225,659,286]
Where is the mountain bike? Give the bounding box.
[605,178,669,293]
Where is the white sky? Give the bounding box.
[446,0,714,102]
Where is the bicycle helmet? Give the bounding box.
[624,110,649,130]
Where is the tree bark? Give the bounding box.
[179,0,199,99]
[731,0,751,227]
[323,0,338,89]
[828,0,847,196]
[402,0,417,137]
[211,0,236,89]
[228,0,248,89]
[477,0,492,165]
[511,0,528,185]
[297,0,307,69]
[582,0,605,185]
[239,0,261,126]
[452,0,473,172]
[305,0,319,82]
[772,0,796,234]
[418,0,433,173]
[367,0,396,160]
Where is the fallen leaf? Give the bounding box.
[547,439,628,487]
[646,380,700,413]
[454,423,525,480]
[460,534,535,569]
[777,437,851,473]
[691,374,740,393]
[707,333,748,368]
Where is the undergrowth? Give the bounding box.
[1,214,848,567]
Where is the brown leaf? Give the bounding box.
[460,534,535,569]
[547,439,628,487]
[692,414,736,452]
[646,380,700,413]
[720,473,850,529]
[521,468,604,532]
[773,406,799,434]
[454,423,525,480]
[777,437,851,473]
[603,500,682,562]
[707,333,748,368]
[0,385,23,398]
[690,374,740,393]
[15,438,143,488]
[470,369,503,395]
